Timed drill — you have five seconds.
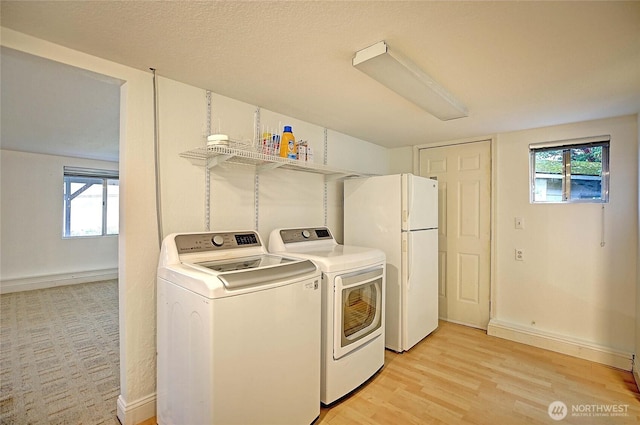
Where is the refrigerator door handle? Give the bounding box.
[404,234,411,289]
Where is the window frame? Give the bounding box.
[529,135,610,204]
[63,166,119,238]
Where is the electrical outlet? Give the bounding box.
[515,249,524,261]
[515,217,524,229]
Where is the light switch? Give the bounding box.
[515,217,524,229]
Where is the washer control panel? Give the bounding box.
[279,227,334,244]
[175,231,261,254]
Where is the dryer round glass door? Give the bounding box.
[333,267,384,359]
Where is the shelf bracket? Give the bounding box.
[325,173,347,183]
[257,162,286,173]
[206,154,233,169]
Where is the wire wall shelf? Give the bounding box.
[180,144,373,180]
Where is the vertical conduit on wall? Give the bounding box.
[205,91,212,231]
[151,68,163,247]
[323,128,328,227]
[254,108,261,231]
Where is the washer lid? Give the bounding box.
[186,254,317,290]
[196,254,294,273]
[159,232,319,298]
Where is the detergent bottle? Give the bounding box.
[279,126,297,159]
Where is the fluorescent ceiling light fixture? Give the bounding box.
[353,41,468,121]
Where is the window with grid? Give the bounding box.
[530,136,610,203]
[63,166,119,237]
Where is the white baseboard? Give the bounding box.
[633,361,640,392]
[487,319,633,371]
[117,393,156,425]
[0,268,118,294]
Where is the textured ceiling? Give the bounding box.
[1,0,639,154]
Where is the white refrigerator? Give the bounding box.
[344,174,438,352]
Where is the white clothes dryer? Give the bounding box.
[157,230,321,425]
[269,227,385,405]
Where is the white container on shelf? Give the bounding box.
[207,134,229,146]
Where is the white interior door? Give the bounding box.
[418,141,491,329]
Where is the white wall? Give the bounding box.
[491,115,638,368]
[157,77,390,245]
[0,150,118,291]
[389,146,413,174]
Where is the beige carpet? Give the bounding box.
[1,280,120,425]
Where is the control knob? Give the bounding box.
[301,230,311,239]
[212,235,224,247]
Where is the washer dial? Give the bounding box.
[212,235,225,247]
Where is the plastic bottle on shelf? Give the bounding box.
[272,134,280,156]
[261,132,271,155]
[279,126,297,159]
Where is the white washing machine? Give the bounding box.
[269,226,385,405]
[157,230,321,425]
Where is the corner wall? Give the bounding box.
[489,115,638,370]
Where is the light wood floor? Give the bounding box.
[141,321,640,424]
